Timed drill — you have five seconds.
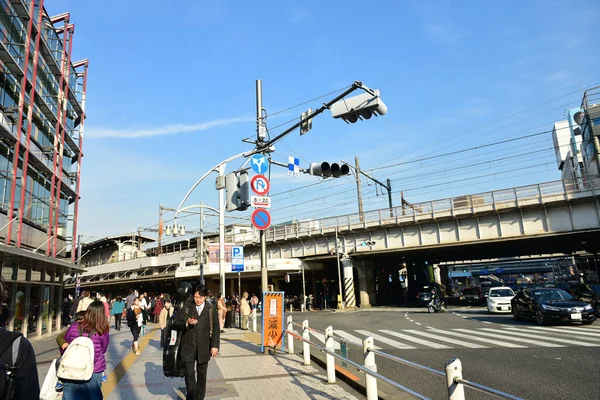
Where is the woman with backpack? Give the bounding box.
[61,300,109,399]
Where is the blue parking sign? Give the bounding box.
[232,246,244,272]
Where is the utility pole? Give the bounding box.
[158,203,163,256]
[355,156,364,222]
[257,80,268,298]
[335,227,343,307]
[199,201,205,286]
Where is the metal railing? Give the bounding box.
[285,316,523,400]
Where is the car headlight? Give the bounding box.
[584,304,593,311]
[541,304,561,311]
[488,299,495,304]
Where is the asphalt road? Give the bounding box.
[285,306,600,400]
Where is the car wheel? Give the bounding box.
[535,310,546,326]
[511,307,520,320]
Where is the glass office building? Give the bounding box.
[0,0,86,338]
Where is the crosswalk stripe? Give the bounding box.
[451,328,563,347]
[333,330,381,349]
[521,326,600,338]
[427,328,528,348]
[379,330,452,349]
[504,327,600,341]
[403,329,488,349]
[355,330,416,350]
[479,328,600,347]
[309,330,341,350]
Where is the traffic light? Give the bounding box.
[360,241,376,247]
[309,162,350,178]
[330,90,387,123]
[285,274,290,283]
[300,108,313,135]
[225,171,250,212]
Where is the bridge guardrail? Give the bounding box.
[231,174,600,245]
[285,316,523,400]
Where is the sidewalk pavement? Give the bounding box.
[34,323,363,399]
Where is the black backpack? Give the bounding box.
[0,330,22,399]
[126,308,137,325]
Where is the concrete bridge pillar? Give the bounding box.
[354,260,377,308]
[341,257,356,308]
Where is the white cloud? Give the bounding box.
[86,117,250,139]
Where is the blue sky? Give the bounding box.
[52,0,600,243]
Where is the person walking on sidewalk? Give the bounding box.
[158,299,173,349]
[0,276,40,399]
[241,292,251,330]
[128,297,143,355]
[217,294,227,333]
[172,286,220,400]
[62,300,109,400]
[111,296,125,331]
[76,290,94,313]
[153,294,164,323]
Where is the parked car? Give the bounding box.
[459,287,485,306]
[417,283,443,305]
[511,287,596,325]
[486,286,515,313]
[556,282,600,317]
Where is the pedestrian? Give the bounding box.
[153,294,164,323]
[241,292,251,330]
[158,299,173,349]
[217,293,227,333]
[111,296,125,331]
[76,290,94,313]
[139,294,148,336]
[250,293,258,311]
[127,297,143,356]
[172,285,220,400]
[54,311,86,392]
[224,296,233,328]
[0,276,40,399]
[125,289,136,310]
[62,300,110,399]
[99,293,110,321]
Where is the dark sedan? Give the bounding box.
[511,287,596,325]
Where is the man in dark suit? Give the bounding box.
[173,285,220,400]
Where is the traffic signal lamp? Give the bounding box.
[330,89,387,123]
[361,240,376,247]
[309,162,350,178]
[225,171,250,212]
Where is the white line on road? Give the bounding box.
[517,326,600,338]
[480,328,600,347]
[355,330,416,350]
[379,329,452,349]
[403,329,488,348]
[451,328,563,347]
[309,330,341,349]
[333,330,381,349]
[483,321,492,324]
[415,322,422,326]
[426,328,528,348]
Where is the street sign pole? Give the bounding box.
[257,80,269,355]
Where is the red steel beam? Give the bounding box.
[16,0,45,247]
[70,60,88,263]
[52,24,74,257]
[46,18,70,255]
[5,0,37,245]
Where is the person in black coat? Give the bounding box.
[172,285,220,400]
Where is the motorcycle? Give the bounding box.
[427,298,446,313]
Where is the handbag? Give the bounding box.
[39,359,60,400]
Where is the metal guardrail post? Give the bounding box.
[325,326,336,383]
[445,358,465,400]
[302,319,311,365]
[363,336,378,400]
[287,315,294,354]
[252,308,257,332]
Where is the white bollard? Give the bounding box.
[290,304,293,313]
[325,326,336,383]
[252,308,257,332]
[302,319,311,365]
[445,358,465,400]
[363,336,378,400]
[287,316,294,354]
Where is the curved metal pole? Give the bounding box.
[175,148,259,216]
[178,204,220,215]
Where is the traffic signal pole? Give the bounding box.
[257,81,269,308]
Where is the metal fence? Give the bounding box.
[285,316,523,400]
[232,175,600,245]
